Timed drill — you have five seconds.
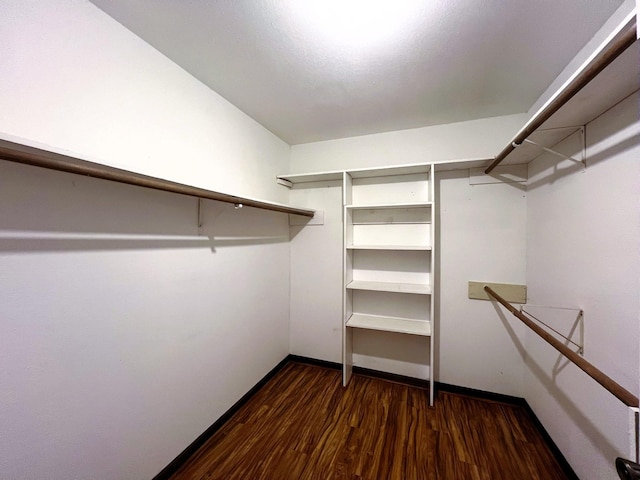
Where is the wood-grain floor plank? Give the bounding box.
[169,362,572,480]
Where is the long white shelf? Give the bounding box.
[346,280,432,295]
[0,138,315,218]
[346,202,432,210]
[346,313,431,336]
[346,244,431,251]
[277,158,493,184]
[496,16,638,168]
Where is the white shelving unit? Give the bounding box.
[342,164,436,405]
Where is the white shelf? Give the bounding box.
[499,22,639,167]
[277,171,344,183]
[346,202,432,210]
[346,314,431,336]
[346,244,431,251]
[277,158,494,184]
[346,280,432,295]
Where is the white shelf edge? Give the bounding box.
[0,137,315,218]
[346,202,432,210]
[276,171,344,183]
[346,313,431,336]
[346,244,432,251]
[346,280,432,295]
[278,158,496,184]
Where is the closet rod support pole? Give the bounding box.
[484,285,639,408]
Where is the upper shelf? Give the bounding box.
[278,159,491,185]
[0,137,315,217]
[279,17,638,181]
[490,14,638,170]
[346,202,432,210]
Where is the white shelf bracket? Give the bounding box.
[512,126,586,171]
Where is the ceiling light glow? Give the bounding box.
[285,0,425,54]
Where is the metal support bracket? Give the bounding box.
[197,198,204,236]
[520,304,584,355]
[512,126,586,171]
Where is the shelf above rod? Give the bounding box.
[485,15,637,174]
[346,202,432,210]
[0,139,315,217]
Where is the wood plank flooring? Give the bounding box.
[169,362,571,480]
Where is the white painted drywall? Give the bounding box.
[0,1,293,478]
[289,113,527,173]
[524,92,639,479]
[0,162,291,479]
[289,181,344,362]
[436,171,527,395]
[288,118,529,396]
[0,0,290,203]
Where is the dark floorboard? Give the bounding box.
[170,362,571,480]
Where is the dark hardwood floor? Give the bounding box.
[169,362,571,480]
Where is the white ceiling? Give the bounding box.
[88,0,624,145]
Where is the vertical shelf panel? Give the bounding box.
[343,172,354,385]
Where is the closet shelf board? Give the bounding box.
[346,280,432,295]
[346,314,431,336]
[346,202,432,210]
[346,244,432,251]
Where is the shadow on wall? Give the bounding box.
[0,161,288,253]
[526,116,639,191]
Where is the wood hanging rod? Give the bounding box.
[0,141,314,218]
[484,285,639,408]
[485,22,637,174]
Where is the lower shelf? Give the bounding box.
[346,313,431,336]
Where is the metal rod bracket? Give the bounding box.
[197,198,204,235]
[520,305,584,355]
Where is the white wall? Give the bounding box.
[289,113,527,173]
[0,1,292,478]
[289,181,344,362]
[524,92,639,479]
[437,171,527,395]
[0,162,291,479]
[0,0,290,203]
[289,115,529,396]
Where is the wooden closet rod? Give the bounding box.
[485,24,637,174]
[484,285,639,408]
[0,141,315,217]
